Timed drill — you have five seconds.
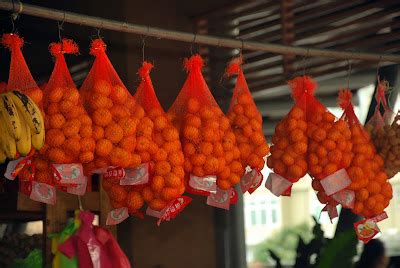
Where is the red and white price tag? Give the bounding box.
[103,166,126,180]
[207,188,232,210]
[66,176,88,196]
[189,174,217,195]
[321,204,338,222]
[320,169,351,196]
[157,196,192,226]
[5,157,31,180]
[241,168,263,194]
[265,173,293,197]
[331,189,355,209]
[354,212,388,243]
[30,181,56,205]
[52,163,85,187]
[120,163,149,185]
[106,207,129,225]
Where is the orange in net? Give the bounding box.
[168,55,245,192]
[42,39,95,165]
[225,56,269,171]
[133,62,185,211]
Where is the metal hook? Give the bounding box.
[141,26,149,62]
[190,33,197,55]
[376,55,383,81]
[237,38,244,56]
[302,48,309,76]
[57,12,65,42]
[96,22,104,39]
[10,0,20,33]
[347,58,352,89]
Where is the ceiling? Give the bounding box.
[195,0,400,137]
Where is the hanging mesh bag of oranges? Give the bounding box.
[266,77,310,196]
[293,77,354,208]
[38,39,92,194]
[225,57,269,194]
[338,90,392,218]
[168,55,245,196]
[365,80,400,179]
[80,39,155,219]
[133,62,191,218]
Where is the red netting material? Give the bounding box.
[41,39,96,165]
[168,55,244,191]
[2,33,43,106]
[133,61,185,211]
[81,39,152,214]
[267,76,309,183]
[366,80,400,178]
[225,56,269,171]
[336,90,392,217]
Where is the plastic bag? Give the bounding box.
[365,80,399,178]
[133,62,185,211]
[2,33,43,106]
[337,90,392,217]
[42,39,95,164]
[168,55,244,192]
[225,57,269,173]
[266,76,309,194]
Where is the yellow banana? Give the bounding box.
[32,126,45,150]
[0,93,22,140]
[8,91,43,134]
[0,149,6,164]
[0,112,17,159]
[16,120,31,156]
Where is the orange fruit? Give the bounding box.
[183,126,199,140]
[62,88,80,104]
[154,149,168,161]
[35,171,52,184]
[47,129,66,147]
[110,85,128,105]
[80,138,96,152]
[64,137,81,155]
[79,125,93,138]
[136,136,151,151]
[142,186,155,202]
[172,166,185,179]
[155,161,171,176]
[79,151,94,163]
[62,119,81,138]
[49,114,66,129]
[93,80,112,96]
[191,154,206,166]
[110,185,127,202]
[110,105,130,119]
[165,172,181,187]
[217,179,231,190]
[187,98,200,113]
[89,93,109,110]
[78,114,92,126]
[169,152,184,166]
[105,123,124,143]
[154,116,168,130]
[92,126,105,141]
[59,100,74,114]
[26,88,43,105]
[200,142,213,155]
[204,157,219,174]
[34,158,49,171]
[149,199,167,211]
[48,87,64,102]
[161,187,179,201]
[47,147,66,163]
[185,115,201,128]
[162,127,179,142]
[120,136,136,152]
[93,109,112,127]
[47,103,60,115]
[132,105,145,119]
[139,151,151,162]
[95,158,109,168]
[192,166,205,177]
[96,139,113,157]
[151,175,165,192]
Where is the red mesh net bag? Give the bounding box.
[336,90,392,218]
[80,39,145,170]
[2,33,43,106]
[266,77,309,195]
[133,62,185,211]
[42,39,95,165]
[81,39,152,214]
[168,55,245,193]
[365,80,399,179]
[225,57,269,172]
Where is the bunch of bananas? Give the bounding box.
[0,91,45,163]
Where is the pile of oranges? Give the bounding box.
[267,77,310,183]
[42,40,95,164]
[226,58,269,171]
[169,55,245,191]
[2,33,43,106]
[133,62,185,211]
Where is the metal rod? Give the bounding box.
[1,1,400,62]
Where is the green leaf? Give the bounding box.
[317,230,357,268]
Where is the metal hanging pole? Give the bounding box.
[1,1,400,63]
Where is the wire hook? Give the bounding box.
[10,0,21,33]
[141,26,149,62]
[57,11,65,42]
[376,55,383,80]
[95,22,104,39]
[190,33,197,55]
[77,195,83,211]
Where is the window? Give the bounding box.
[271,209,277,224]
[250,210,257,226]
[260,210,267,225]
